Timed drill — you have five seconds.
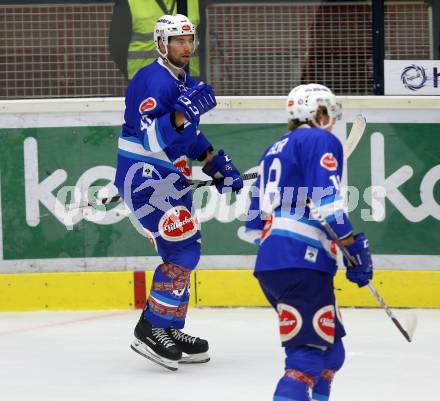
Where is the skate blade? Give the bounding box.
[131,339,178,371]
[179,352,210,364]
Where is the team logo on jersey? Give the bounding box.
[320,153,338,171]
[139,97,157,114]
[159,206,198,242]
[277,303,303,342]
[182,24,191,31]
[313,305,335,343]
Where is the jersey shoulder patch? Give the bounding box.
[139,97,157,114]
[320,152,338,171]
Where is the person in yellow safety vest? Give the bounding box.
[109,0,200,80]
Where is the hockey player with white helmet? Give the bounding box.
[114,14,243,371]
[244,83,373,401]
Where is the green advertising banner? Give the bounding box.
[0,98,439,272]
[348,123,440,255]
[0,123,284,260]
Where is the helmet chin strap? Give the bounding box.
[158,43,186,77]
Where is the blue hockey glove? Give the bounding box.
[202,149,243,194]
[343,233,373,288]
[174,82,217,125]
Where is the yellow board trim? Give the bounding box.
[195,270,267,306]
[0,272,134,311]
[0,270,439,311]
[196,270,440,308]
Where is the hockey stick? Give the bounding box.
[65,116,366,211]
[307,198,417,342]
[65,172,259,211]
[344,114,366,158]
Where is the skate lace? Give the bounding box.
[151,328,175,348]
[170,328,196,344]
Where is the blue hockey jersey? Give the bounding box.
[245,125,353,276]
[114,58,212,189]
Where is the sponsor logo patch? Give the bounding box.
[142,163,154,178]
[158,206,198,242]
[320,153,338,171]
[277,303,303,342]
[329,240,338,259]
[139,97,157,114]
[173,158,192,178]
[305,246,318,263]
[261,214,273,242]
[313,305,335,343]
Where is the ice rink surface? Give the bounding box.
[0,307,438,401]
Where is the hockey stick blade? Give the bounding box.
[366,283,417,342]
[404,313,418,342]
[344,114,366,159]
[65,171,259,211]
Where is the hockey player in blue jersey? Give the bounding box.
[114,14,243,371]
[244,84,373,401]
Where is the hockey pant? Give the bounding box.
[255,268,346,401]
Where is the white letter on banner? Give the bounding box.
[370,132,428,222]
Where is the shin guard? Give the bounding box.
[311,340,345,401]
[145,262,191,328]
[274,369,315,401]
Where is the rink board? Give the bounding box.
[0,97,440,310]
[0,269,439,311]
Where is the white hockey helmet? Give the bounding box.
[154,14,197,58]
[286,83,342,128]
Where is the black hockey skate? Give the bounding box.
[166,328,210,364]
[131,318,182,371]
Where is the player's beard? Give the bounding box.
[168,53,189,69]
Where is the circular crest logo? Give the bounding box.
[277,303,303,342]
[313,305,335,343]
[158,206,198,242]
[401,65,427,91]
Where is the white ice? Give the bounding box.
[0,308,438,401]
